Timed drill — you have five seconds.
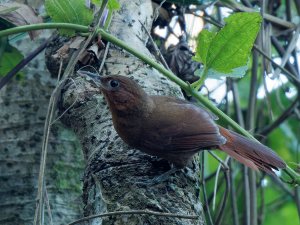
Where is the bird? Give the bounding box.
[81,72,286,175]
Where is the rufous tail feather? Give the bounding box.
[218,127,286,175]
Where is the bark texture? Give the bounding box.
[59,0,204,224]
[0,32,84,225]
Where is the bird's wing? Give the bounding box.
[140,96,226,153]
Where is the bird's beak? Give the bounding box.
[77,70,103,87]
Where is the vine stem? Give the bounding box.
[0,23,299,184]
[191,65,208,90]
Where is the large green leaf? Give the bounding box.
[194,29,216,64]
[207,12,261,73]
[45,0,93,36]
[194,12,262,79]
[210,64,249,79]
[0,44,24,77]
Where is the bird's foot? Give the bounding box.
[135,167,180,186]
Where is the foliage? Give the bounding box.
[91,0,120,10]
[151,2,300,224]
[45,0,93,36]
[0,42,23,78]
[194,12,262,82]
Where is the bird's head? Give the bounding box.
[79,71,149,114]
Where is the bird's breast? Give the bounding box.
[112,114,143,147]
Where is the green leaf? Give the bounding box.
[194,12,262,79]
[91,0,120,10]
[196,64,249,80]
[45,0,93,36]
[108,0,120,10]
[0,44,24,77]
[194,30,216,64]
[207,12,262,73]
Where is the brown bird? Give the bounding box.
[83,73,286,175]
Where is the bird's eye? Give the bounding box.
[109,80,119,88]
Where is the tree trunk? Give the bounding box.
[59,1,204,224]
[0,27,84,225]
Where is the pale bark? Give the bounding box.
[0,32,84,225]
[59,0,204,224]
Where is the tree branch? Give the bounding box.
[67,210,198,225]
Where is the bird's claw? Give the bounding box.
[134,167,179,186]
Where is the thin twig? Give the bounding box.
[213,161,223,211]
[295,171,300,217]
[215,165,230,225]
[203,170,218,183]
[208,152,229,214]
[50,78,79,125]
[262,73,274,120]
[0,36,53,90]
[218,0,296,29]
[246,44,258,131]
[265,195,289,210]
[247,18,262,225]
[67,210,198,225]
[201,152,214,225]
[271,36,298,76]
[44,188,54,225]
[34,66,62,225]
[257,179,265,225]
[153,0,167,21]
[249,170,257,225]
[207,175,226,205]
[273,24,300,79]
[253,45,300,86]
[34,8,107,224]
[229,161,240,225]
[139,21,170,70]
[98,6,114,74]
[231,80,245,128]
[98,42,110,73]
[296,138,300,218]
[226,79,240,225]
[244,36,259,225]
[243,167,250,225]
[208,151,229,170]
[258,98,299,136]
[270,176,295,197]
[241,0,252,7]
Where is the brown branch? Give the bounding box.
[201,152,214,225]
[67,210,198,225]
[139,20,170,70]
[215,166,230,225]
[271,36,299,80]
[0,36,53,90]
[258,97,299,137]
[229,160,240,225]
[217,0,296,29]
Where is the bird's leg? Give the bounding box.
[135,164,181,186]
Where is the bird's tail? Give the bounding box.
[218,127,286,175]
